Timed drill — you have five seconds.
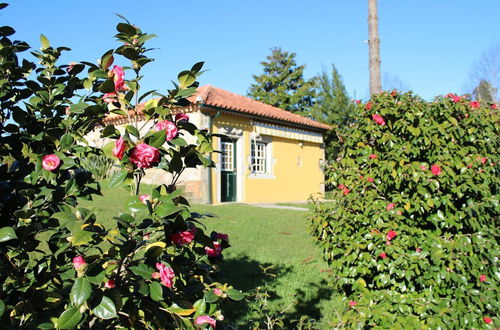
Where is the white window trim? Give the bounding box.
[248,136,274,179]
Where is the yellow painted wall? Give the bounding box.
[211,113,325,204]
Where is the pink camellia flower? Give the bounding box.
[171,228,196,245]
[479,274,487,282]
[396,210,402,215]
[129,143,160,169]
[419,165,427,171]
[483,317,492,324]
[372,114,385,125]
[105,279,115,289]
[216,233,229,242]
[379,252,387,259]
[213,288,223,296]
[155,120,178,141]
[42,154,61,171]
[175,113,189,123]
[470,101,480,109]
[416,247,422,252]
[491,104,497,109]
[338,184,345,190]
[386,203,396,211]
[342,187,350,195]
[367,177,374,183]
[355,100,361,104]
[365,102,372,110]
[446,93,461,103]
[431,164,442,176]
[155,262,175,288]
[139,194,151,204]
[112,136,127,160]
[386,240,391,245]
[369,154,377,159]
[205,242,222,257]
[386,230,397,240]
[72,256,87,272]
[349,300,357,307]
[102,92,117,103]
[112,65,125,91]
[480,157,487,164]
[195,315,216,329]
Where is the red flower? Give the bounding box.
[470,101,480,109]
[171,228,196,245]
[379,252,387,259]
[213,288,223,296]
[175,113,189,123]
[369,154,377,160]
[483,317,492,324]
[105,279,115,289]
[205,242,222,257]
[431,164,442,175]
[195,316,216,329]
[42,154,61,171]
[349,300,357,307]
[130,143,160,169]
[139,194,151,204]
[155,262,175,287]
[155,120,178,141]
[112,65,125,91]
[338,184,345,190]
[72,256,87,272]
[415,247,422,252]
[112,136,127,160]
[102,92,117,103]
[386,230,397,240]
[372,114,385,125]
[216,233,230,242]
[386,203,396,211]
[367,177,374,183]
[365,102,372,110]
[491,104,497,109]
[419,165,427,171]
[479,274,487,282]
[446,93,461,103]
[480,157,487,164]
[343,187,350,195]
[355,100,361,104]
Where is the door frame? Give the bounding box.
[216,131,244,203]
[220,138,237,202]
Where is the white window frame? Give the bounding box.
[249,136,274,179]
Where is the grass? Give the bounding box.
[79,182,344,328]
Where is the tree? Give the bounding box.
[473,79,497,103]
[248,48,316,115]
[310,65,356,127]
[467,43,500,102]
[368,0,382,95]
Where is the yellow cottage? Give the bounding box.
[99,85,329,204]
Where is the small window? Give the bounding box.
[221,141,234,171]
[251,142,267,174]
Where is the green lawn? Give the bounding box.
[80,183,345,328]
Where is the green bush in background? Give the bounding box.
[80,154,117,181]
[309,91,499,328]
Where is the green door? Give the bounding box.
[221,139,236,202]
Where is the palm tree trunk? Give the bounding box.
[368,0,382,95]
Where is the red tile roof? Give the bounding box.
[191,85,330,131]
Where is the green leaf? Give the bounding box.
[170,138,188,147]
[0,300,4,317]
[0,227,17,242]
[193,298,206,318]
[149,281,163,301]
[155,203,179,218]
[101,53,114,70]
[178,71,196,88]
[109,170,128,188]
[70,277,91,306]
[36,322,54,329]
[226,288,245,301]
[83,78,93,91]
[147,130,166,148]
[116,23,136,36]
[130,264,155,279]
[60,133,74,150]
[71,230,94,246]
[99,79,116,93]
[125,125,140,138]
[204,291,219,303]
[92,296,117,319]
[191,61,204,74]
[40,34,50,49]
[57,307,82,329]
[69,103,88,114]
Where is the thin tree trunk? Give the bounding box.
[368,0,382,95]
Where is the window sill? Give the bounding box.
[248,174,275,179]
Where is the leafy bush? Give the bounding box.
[80,154,116,181]
[0,5,241,329]
[309,90,499,328]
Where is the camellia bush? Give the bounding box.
[309,90,499,328]
[0,4,242,329]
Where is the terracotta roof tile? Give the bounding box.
[190,85,330,131]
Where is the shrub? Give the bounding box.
[80,154,117,181]
[309,91,499,327]
[0,6,241,328]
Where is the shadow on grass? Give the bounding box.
[214,255,336,328]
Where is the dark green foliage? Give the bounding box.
[248,48,315,115]
[309,91,499,327]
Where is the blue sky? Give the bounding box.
[2,1,499,100]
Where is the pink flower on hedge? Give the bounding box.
[379,252,387,259]
[112,65,125,91]
[42,154,60,171]
[365,102,372,110]
[205,242,222,257]
[155,262,175,288]
[367,177,374,183]
[105,279,115,288]
[342,187,350,195]
[372,114,385,125]
[338,184,345,189]
[216,233,229,242]
[112,136,127,160]
[416,247,422,252]
[483,317,493,324]
[155,120,178,141]
[195,315,216,329]
[175,113,189,123]
[213,288,223,296]
[431,164,442,176]
[139,194,151,204]
[369,154,377,159]
[349,300,357,307]
[419,165,427,171]
[446,93,461,103]
[470,101,480,109]
[72,256,87,272]
[480,157,487,164]
[386,203,396,211]
[386,230,397,240]
[479,274,487,282]
[130,143,160,169]
[171,228,196,245]
[491,104,497,109]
